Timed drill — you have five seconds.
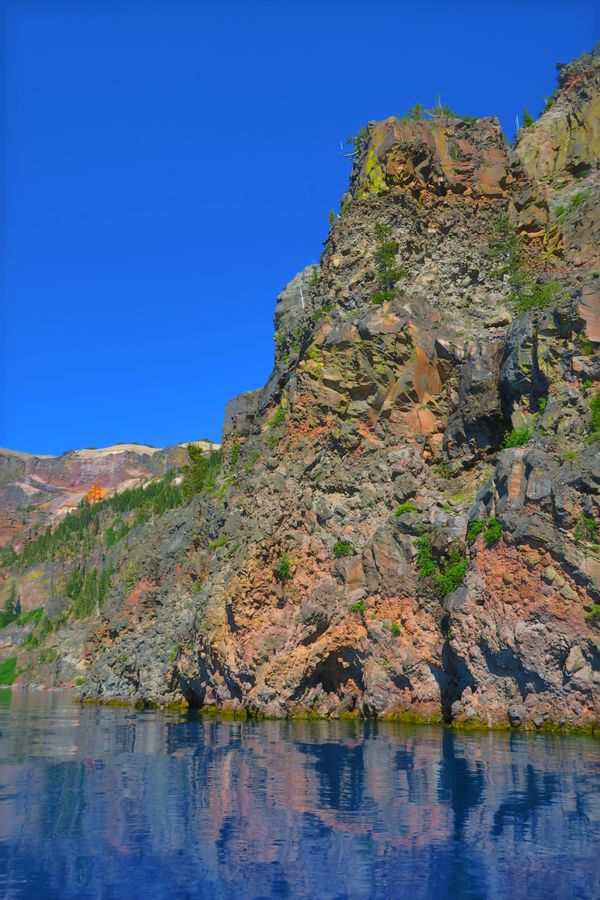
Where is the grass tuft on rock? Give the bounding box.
[503,426,531,448]
[395,501,417,516]
[333,540,355,558]
[276,553,292,582]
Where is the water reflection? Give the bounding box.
[438,728,486,840]
[0,690,598,899]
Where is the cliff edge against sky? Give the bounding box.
[1,48,598,731]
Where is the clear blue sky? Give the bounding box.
[1,0,597,455]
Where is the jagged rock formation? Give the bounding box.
[2,49,599,730]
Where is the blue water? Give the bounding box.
[0,691,598,899]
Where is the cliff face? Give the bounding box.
[0,443,209,547]
[3,49,599,730]
[0,441,214,676]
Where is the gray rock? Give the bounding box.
[508,704,525,727]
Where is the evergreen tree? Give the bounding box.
[0,581,18,629]
[181,444,222,499]
[522,106,534,128]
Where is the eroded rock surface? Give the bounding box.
[3,48,599,730]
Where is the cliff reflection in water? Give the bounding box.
[0,691,598,899]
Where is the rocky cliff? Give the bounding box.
[0,442,212,547]
[2,49,599,731]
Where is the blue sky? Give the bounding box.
[1,0,597,455]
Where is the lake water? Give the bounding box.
[0,691,598,899]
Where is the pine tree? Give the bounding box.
[522,106,534,128]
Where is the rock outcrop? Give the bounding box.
[2,48,599,731]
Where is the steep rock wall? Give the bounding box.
[6,49,600,731]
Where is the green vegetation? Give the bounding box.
[513,280,562,313]
[274,330,288,362]
[563,450,578,460]
[483,517,503,545]
[267,405,286,429]
[22,614,54,649]
[538,397,547,411]
[0,657,17,685]
[415,534,437,577]
[404,102,424,120]
[415,534,469,597]
[18,608,43,627]
[574,514,598,544]
[503,426,531,448]
[229,439,241,472]
[556,191,587,223]
[168,644,180,663]
[243,450,261,475]
[65,566,112,619]
[434,550,469,598]
[16,501,103,569]
[467,517,504,547]
[349,600,366,614]
[589,390,600,437]
[21,630,41,649]
[14,469,185,571]
[209,535,227,550]
[372,222,407,305]
[426,98,476,122]
[434,460,452,478]
[489,214,561,313]
[543,91,557,113]
[311,304,333,323]
[121,469,183,519]
[399,99,476,123]
[0,608,17,630]
[75,677,85,686]
[38,647,57,665]
[586,604,600,622]
[390,622,401,636]
[0,581,18,629]
[276,553,291,582]
[431,102,458,117]
[522,106,534,128]
[395,500,418,516]
[218,476,234,497]
[328,209,337,226]
[571,191,586,209]
[0,545,18,567]
[105,517,130,548]
[333,540,355,558]
[122,563,139,594]
[346,125,369,153]
[466,520,485,542]
[307,268,320,289]
[182,444,222,499]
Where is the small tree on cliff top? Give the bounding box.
[181,444,222,499]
